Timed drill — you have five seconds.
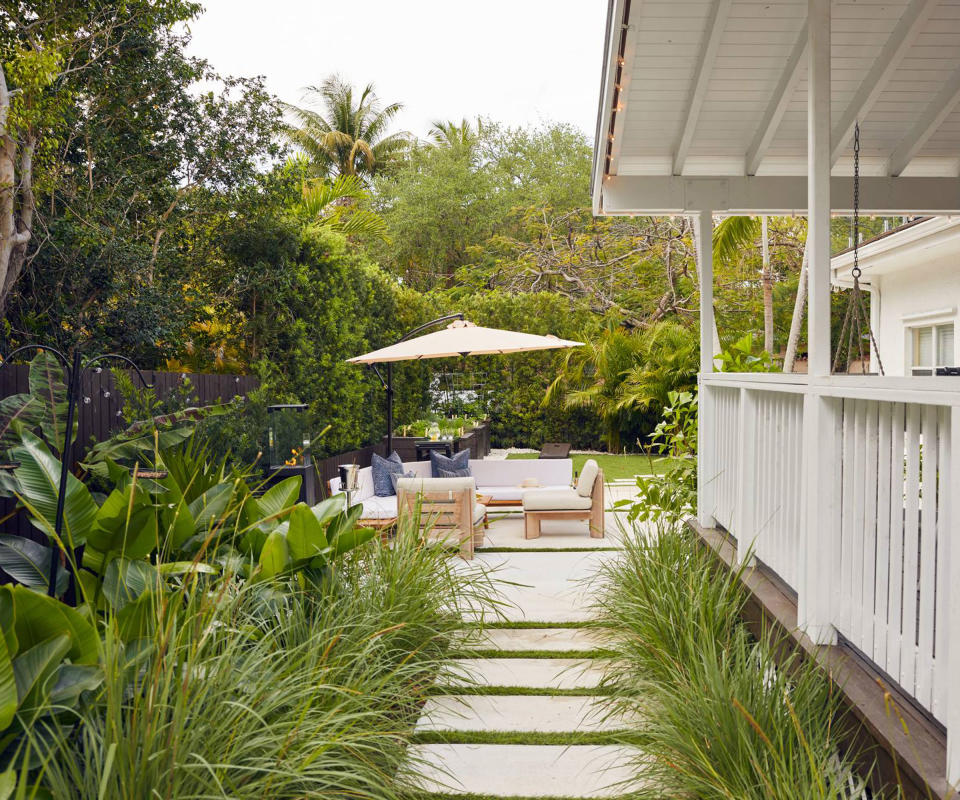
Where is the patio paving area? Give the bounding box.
[407,510,644,798]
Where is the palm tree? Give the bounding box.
[298,171,388,240]
[428,118,482,150]
[284,75,409,180]
[615,322,699,414]
[713,215,775,356]
[544,324,646,452]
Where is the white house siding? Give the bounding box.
[873,258,960,377]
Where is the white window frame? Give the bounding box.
[905,319,956,376]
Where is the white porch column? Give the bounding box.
[696,210,717,528]
[798,0,840,645]
[947,406,960,788]
[807,0,831,378]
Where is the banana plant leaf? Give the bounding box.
[286,504,330,564]
[0,536,68,597]
[103,558,159,611]
[7,431,98,549]
[257,530,289,580]
[0,394,42,459]
[12,635,71,718]
[27,351,71,455]
[0,633,16,732]
[1,585,98,666]
[48,663,102,707]
[83,484,158,573]
[244,476,301,532]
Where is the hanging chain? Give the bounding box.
[832,122,885,376]
[852,124,861,280]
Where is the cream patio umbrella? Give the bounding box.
[347,314,583,452]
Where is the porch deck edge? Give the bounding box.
[685,517,953,800]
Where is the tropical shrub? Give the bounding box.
[717,332,777,372]
[546,321,698,451]
[620,390,698,525]
[27,517,498,799]
[595,524,869,799]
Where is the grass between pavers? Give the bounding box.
[506,452,682,480]
[477,546,622,553]
[411,730,635,747]
[452,649,614,660]
[428,685,612,697]
[403,794,636,800]
[467,620,598,630]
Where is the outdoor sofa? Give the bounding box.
[329,457,574,525]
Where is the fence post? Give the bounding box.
[734,387,757,563]
[798,388,840,645]
[946,405,960,789]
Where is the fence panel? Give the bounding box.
[749,390,804,589]
[837,396,951,725]
[711,386,740,531]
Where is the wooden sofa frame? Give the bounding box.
[397,484,480,560]
[523,468,605,540]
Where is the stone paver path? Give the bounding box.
[408,513,641,798]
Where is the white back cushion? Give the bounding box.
[576,459,599,497]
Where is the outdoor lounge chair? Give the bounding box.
[396,476,487,560]
[521,458,604,540]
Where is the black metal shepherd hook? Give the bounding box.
[0,344,153,597]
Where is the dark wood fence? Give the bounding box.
[0,367,259,538]
[0,365,258,457]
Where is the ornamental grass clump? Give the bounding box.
[30,525,499,799]
[594,523,871,799]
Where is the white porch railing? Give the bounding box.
[698,373,960,779]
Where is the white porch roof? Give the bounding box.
[593,0,960,215]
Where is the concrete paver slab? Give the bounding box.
[469,627,606,652]
[440,658,609,690]
[406,743,641,797]
[461,551,619,622]
[416,694,621,733]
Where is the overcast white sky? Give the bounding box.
[186,0,607,142]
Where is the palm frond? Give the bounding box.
[712,215,761,263]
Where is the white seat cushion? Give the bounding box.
[522,488,593,511]
[360,495,398,519]
[473,503,487,525]
[576,459,600,497]
[479,484,572,503]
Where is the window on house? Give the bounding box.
[911,323,955,376]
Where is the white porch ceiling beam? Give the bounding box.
[887,66,960,176]
[600,175,960,214]
[745,24,808,176]
[672,0,733,175]
[830,0,941,165]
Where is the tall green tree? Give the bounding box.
[284,75,408,180]
[0,0,205,317]
[2,6,282,361]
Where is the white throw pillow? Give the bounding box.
[576,459,599,497]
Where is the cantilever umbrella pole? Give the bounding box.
[374,314,466,453]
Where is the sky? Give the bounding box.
[185,0,608,142]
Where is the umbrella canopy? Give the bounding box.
[347,320,583,364]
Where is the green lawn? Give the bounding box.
[505,452,679,481]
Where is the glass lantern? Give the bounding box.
[267,404,311,469]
